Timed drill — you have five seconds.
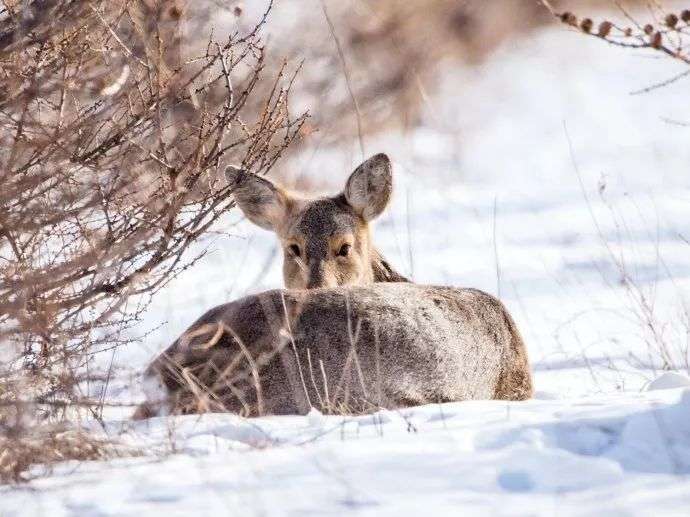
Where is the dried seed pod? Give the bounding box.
[665,14,678,28]
[169,5,183,20]
[233,4,243,17]
[598,21,613,37]
[682,10,690,22]
[624,27,633,37]
[580,18,593,33]
[644,24,654,35]
[560,12,577,26]
[651,31,662,49]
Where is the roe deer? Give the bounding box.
[133,154,532,418]
[134,283,532,418]
[225,153,407,289]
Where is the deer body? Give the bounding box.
[136,283,532,417]
[134,153,533,418]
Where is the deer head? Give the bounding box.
[225,153,406,289]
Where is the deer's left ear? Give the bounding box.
[344,153,393,221]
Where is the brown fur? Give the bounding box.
[134,283,533,418]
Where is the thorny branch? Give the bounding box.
[0,0,306,429]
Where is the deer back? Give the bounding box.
[135,283,532,418]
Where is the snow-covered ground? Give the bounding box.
[4,386,690,516]
[4,17,690,517]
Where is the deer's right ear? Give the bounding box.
[344,153,393,221]
[225,166,288,232]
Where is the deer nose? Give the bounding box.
[306,260,328,289]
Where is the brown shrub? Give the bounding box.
[0,0,305,481]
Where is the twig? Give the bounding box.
[630,68,690,95]
[493,196,501,298]
[319,0,365,159]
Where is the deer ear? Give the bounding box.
[344,153,393,221]
[225,166,289,232]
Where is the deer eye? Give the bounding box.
[288,244,301,258]
[337,243,351,257]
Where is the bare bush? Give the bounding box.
[542,1,690,94]
[550,1,690,374]
[244,0,649,151]
[0,0,305,480]
[211,0,555,157]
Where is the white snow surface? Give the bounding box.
[4,389,690,516]
[4,17,690,517]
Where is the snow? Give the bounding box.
[3,390,690,516]
[647,373,690,391]
[4,15,690,517]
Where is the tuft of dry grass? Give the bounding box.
[546,0,690,376]
[0,425,128,483]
